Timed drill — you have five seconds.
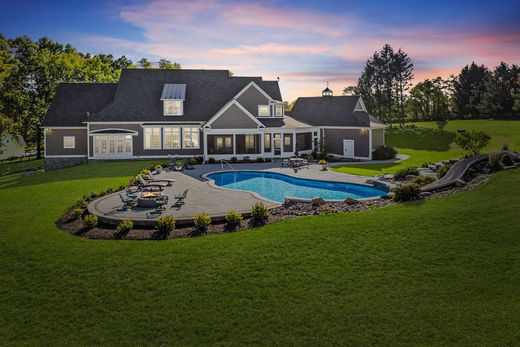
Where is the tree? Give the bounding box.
[452,62,489,118]
[138,58,152,69]
[406,77,451,127]
[479,62,520,118]
[392,48,414,127]
[454,130,491,156]
[342,85,359,95]
[158,59,181,69]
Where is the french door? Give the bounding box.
[93,135,133,158]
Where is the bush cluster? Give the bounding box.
[194,212,211,231]
[116,219,133,233]
[437,165,451,179]
[230,157,238,163]
[488,152,504,172]
[394,166,419,181]
[225,210,243,229]
[392,183,421,202]
[208,157,216,164]
[156,216,176,233]
[82,214,98,229]
[411,175,436,187]
[70,208,84,220]
[250,202,269,225]
[372,145,397,160]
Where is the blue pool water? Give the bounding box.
[207,171,388,203]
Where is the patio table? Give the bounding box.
[289,158,304,167]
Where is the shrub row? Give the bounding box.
[394,166,419,181]
[372,145,397,160]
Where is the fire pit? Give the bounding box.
[138,192,161,208]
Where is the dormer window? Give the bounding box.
[275,104,284,117]
[258,105,270,117]
[164,100,183,115]
[161,83,186,116]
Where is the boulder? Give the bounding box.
[419,192,432,198]
[311,197,326,207]
[344,197,360,205]
[405,174,418,181]
[365,179,375,185]
[383,174,394,180]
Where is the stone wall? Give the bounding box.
[44,157,87,170]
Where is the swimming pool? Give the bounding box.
[206,171,388,203]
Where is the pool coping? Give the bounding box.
[202,170,389,204]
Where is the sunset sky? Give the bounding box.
[1,0,519,101]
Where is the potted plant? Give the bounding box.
[155,164,162,174]
[319,159,328,171]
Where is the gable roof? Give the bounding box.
[90,69,282,123]
[42,83,117,127]
[288,95,372,127]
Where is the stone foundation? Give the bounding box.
[44,157,87,170]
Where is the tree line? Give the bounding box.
[344,44,520,128]
[0,34,181,157]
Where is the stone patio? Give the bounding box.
[87,160,376,226]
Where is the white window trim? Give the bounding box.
[143,127,162,150]
[274,104,284,117]
[182,127,200,149]
[163,99,184,116]
[63,136,75,149]
[258,105,270,118]
[162,126,182,149]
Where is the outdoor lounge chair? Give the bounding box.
[142,175,175,186]
[174,189,188,205]
[119,193,135,209]
[138,175,168,190]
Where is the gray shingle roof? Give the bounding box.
[42,83,117,127]
[289,96,371,127]
[91,69,282,123]
[160,84,186,100]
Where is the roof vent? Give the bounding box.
[322,82,333,97]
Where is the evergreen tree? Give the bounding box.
[452,62,489,118]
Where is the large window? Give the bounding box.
[183,127,200,149]
[144,127,162,149]
[236,134,260,154]
[163,127,181,149]
[283,134,293,152]
[296,132,313,151]
[164,100,183,115]
[93,134,132,157]
[258,105,270,117]
[264,133,271,152]
[63,136,75,149]
[208,135,233,154]
[275,104,284,117]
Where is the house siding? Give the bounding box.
[236,85,271,117]
[45,128,88,156]
[211,104,259,129]
[372,128,384,148]
[322,128,369,158]
[88,123,204,157]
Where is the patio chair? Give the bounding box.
[301,159,309,168]
[155,195,169,212]
[282,158,289,167]
[119,193,135,209]
[125,187,140,198]
[174,189,188,206]
[138,175,168,190]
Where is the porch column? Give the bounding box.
[203,130,208,162]
[292,131,296,154]
[260,132,264,157]
[368,128,373,160]
[233,134,236,155]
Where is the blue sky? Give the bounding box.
[1,0,519,100]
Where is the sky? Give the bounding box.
[1,0,519,101]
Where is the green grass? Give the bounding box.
[0,158,43,176]
[1,160,520,345]
[331,120,520,176]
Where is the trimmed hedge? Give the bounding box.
[372,145,397,160]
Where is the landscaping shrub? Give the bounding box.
[372,145,397,160]
[116,219,134,233]
[488,152,504,172]
[194,156,204,164]
[189,157,197,166]
[437,165,451,179]
[139,169,151,178]
[74,198,88,209]
[502,144,510,151]
[194,212,211,231]
[256,157,266,163]
[154,164,162,172]
[208,157,216,164]
[394,166,419,181]
[230,157,237,163]
[156,216,176,233]
[82,214,98,229]
[250,202,269,225]
[502,154,514,166]
[225,210,243,229]
[411,175,436,187]
[392,183,421,202]
[70,208,84,220]
[455,130,491,156]
[243,156,251,163]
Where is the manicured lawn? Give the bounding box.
[331,119,520,176]
[0,158,43,176]
[1,160,520,345]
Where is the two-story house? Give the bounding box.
[42,69,385,170]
